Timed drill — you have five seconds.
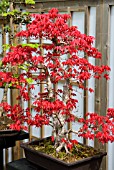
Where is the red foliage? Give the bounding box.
[78,112,114,143]
[0,8,113,145]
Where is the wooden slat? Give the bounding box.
[95,2,109,170]
[1,21,8,170]
[67,7,72,139]
[2,24,6,57]
[24,0,100,13]
[25,34,32,142]
[15,0,114,13]
[85,6,90,146]
[9,3,21,162]
[28,88,32,142]
[40,39,45,138]
[83,6,90,145]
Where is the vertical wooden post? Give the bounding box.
[83,6,89,145]
[28,86,32,141]
[2,21,9,168]
[67,7,72,139]
[9,2,20,161]
[2,24,6,57]
[95,1,109,170]
[40,38,45,138]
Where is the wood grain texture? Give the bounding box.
[95,2,109,170]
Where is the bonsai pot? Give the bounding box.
[21,137,107,170]
[0,117,20,138]
[0,129,20,138]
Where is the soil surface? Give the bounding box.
[29,138,101,163]
[0,116,13,130]
[0,117,20,137]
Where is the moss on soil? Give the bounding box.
[29,138,101,163]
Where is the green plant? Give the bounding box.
[25,0,35,4]
[0,0,35,14]
[0,0,9,13]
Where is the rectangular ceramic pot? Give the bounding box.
[21,137,107,170]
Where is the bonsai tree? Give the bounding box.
[0,8,114,152]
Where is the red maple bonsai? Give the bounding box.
[0,8,114,152]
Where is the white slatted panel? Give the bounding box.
[88,7,96,147]
[31,85,41,138]
[88,7,96,114]
[71,11,85,143]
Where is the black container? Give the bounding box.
[0,129,20,138]
[0,130,20,148]
[21,137,107,170]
